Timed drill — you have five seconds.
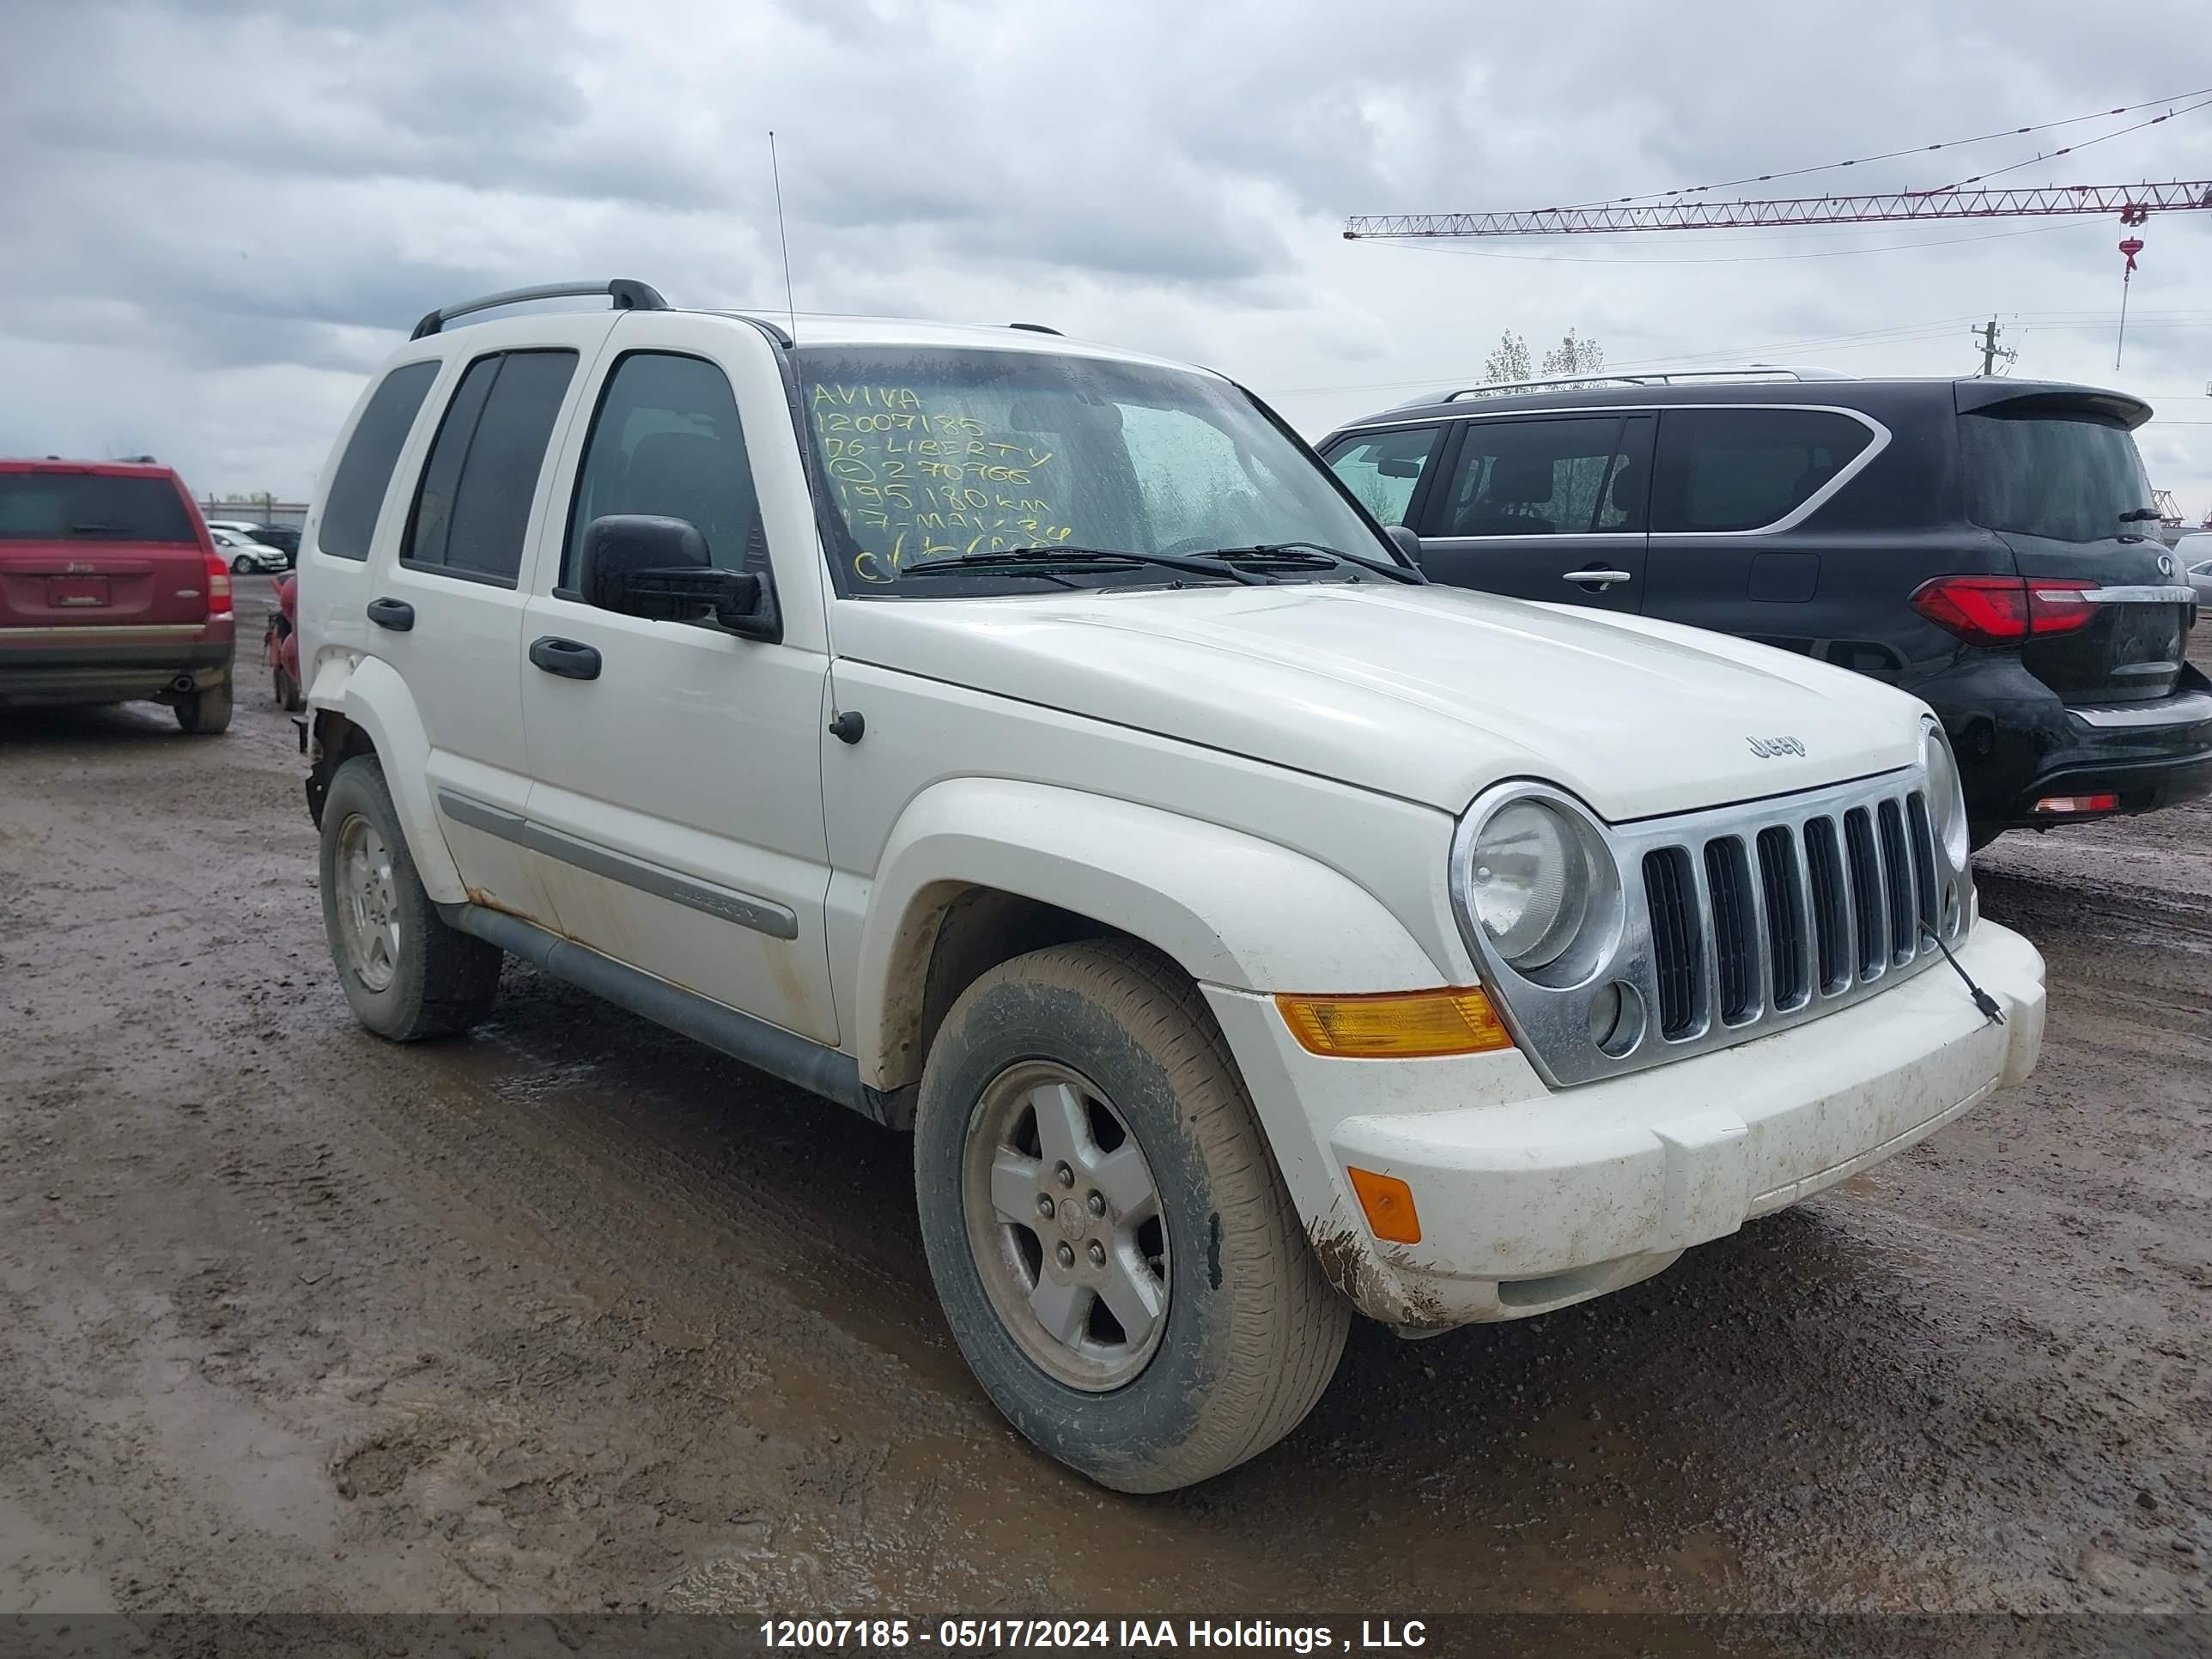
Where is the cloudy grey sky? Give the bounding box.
[5,0,2209,517]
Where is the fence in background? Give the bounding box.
[200,497,308,530]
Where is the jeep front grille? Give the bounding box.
[1455,768,1973,1088]
[1642,786,1943,1046]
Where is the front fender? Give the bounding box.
[309,653,466,905]
[854,776,1442,1088]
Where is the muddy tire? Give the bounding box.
[173,682,233,735]
[913,939,1348,1492]
[319,756,501,1041]
[273,666,305,713]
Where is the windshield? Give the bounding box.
[796,345,1396,595]
[1959,410,2155,544]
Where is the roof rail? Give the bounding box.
[1008,322,1062,335]
[1409,364,1856,406]
[410,279,669,341]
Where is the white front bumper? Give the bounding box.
[1206,919,2045,1328]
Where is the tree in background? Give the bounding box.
[1480,329,1606,391]
[1541,329,1606,377]
[1481,331,1532,386]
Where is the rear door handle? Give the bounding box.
[529,636,602,681]
[366,597,415,631]
[1564,568,1634,587]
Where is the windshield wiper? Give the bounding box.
[1190,541,1424,584]
[2118,507,2163,523]
[899,547,1274,586]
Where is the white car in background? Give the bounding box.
[2177,532,2212,608]
[207,526,288,574]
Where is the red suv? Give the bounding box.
[0,459,235,732]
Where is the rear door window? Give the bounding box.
[1322,426,1440,526]
[1431,417,1642,537]
[318,360,439,560]
[1650,408,1874,533]
[405,349,578,584]
[0,474,196,543]
[1959,411,2154,543]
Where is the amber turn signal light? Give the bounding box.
[1275,987,1512,1059]
[1347,1166,1422,1244]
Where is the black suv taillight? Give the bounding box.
[1910,575,2097,646]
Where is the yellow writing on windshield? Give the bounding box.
[811,383,1079,582]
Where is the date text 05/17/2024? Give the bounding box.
[758,1620,1430,1651]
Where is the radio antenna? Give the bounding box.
[768,130,798,342]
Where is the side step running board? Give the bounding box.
[436,902,905,1128]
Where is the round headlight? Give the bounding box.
[1468,799,1590,969]
[1922,722,1970,866]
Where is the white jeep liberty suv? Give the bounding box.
[298,281,2046,1492]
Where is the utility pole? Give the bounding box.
[1972,317,2015,377]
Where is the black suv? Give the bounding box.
[1321,371,2209,845]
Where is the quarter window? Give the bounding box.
[1650,408,1872,534]
[404,349,578,584]
[318,361,438,561]
[564,352,765,588]
[1323,427,1439,526]
[1433,417,1643,537]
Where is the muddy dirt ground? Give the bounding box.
[1,583,2205,1621]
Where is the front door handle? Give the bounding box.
[529,636,602,681]
[366,596,415,631]
[1563,568,1634,588]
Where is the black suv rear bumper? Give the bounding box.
[1920,657,2212,832]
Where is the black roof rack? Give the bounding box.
[410,279,668,341]
[1008,322,1062,335]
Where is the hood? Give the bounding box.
[833,582,1927,821]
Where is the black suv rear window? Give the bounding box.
[1960,410,2154,544]
[1650,408,1874,533]
[0,474,196,543]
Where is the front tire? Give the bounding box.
[230,554,252,574]
[914,940,1348,1492]
[273,666,304,713]
[319,756,501,1040]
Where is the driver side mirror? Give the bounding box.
[575,514,781,641]
[1386,523,1424,563]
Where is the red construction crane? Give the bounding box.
[1345,180,2212,239]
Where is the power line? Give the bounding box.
[1559,86,2212,209]
[1923,93,2212,191]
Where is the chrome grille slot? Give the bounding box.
[1754,824,1808,1011]
[1803,816,1850,995]
[1643,847,1701,1040]
[1843,806,1883,979]
[1704,836,1758,1026]
[1877,799,1916,965]
[1906,792,1939,940]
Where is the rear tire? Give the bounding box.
[173,683,233,734]
[913,939,1348,1492]
[274,666,304,713]
[319,756,501,1040]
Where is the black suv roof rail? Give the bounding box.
[410,280,669,341]
[1410,363,1856,406]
